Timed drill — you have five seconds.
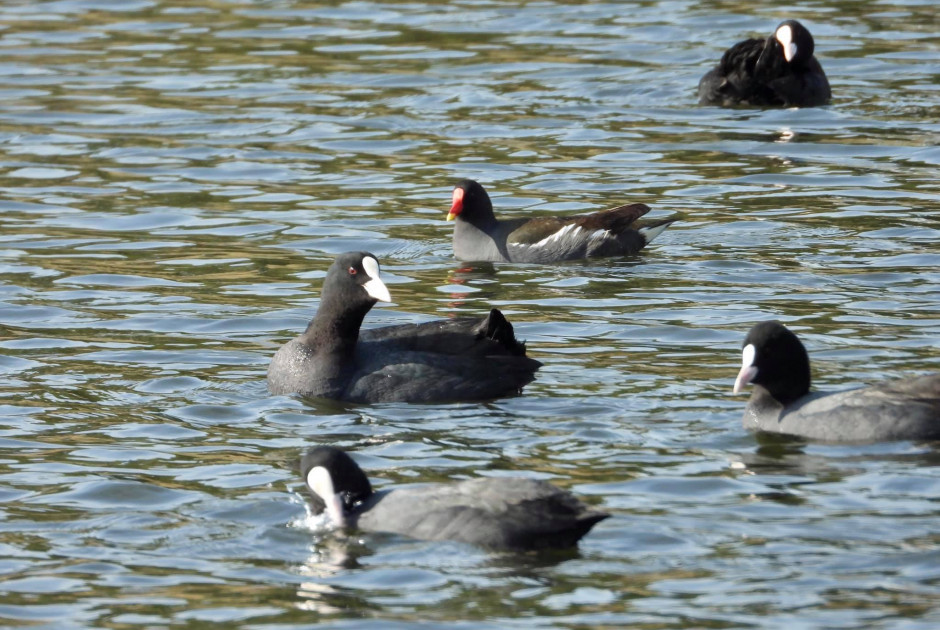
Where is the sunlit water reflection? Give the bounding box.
[0,0,938,628]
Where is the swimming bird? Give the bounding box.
[267,251,540,403]
[447,179,674,263]
[733,320,940,441]
[698,20,831,107]
[300,446,609,550]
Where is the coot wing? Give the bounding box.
[356,479,608,550]
[699,38,777,106]
[766,57,831,107]
[344,351,540,403]
[749,374,940,441]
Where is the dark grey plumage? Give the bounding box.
[699,20,831,108]
[301,446,609,551]
[267,251,540,403]
[448,180,674,263]
[734,321,940,442]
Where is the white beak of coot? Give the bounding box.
[306,466,347,528]
[733,343,758,394]
[361,256,392,303]
[776,25,797,62]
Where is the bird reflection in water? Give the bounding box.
[445,262,498,308]
[293,507,367,613]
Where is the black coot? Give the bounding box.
[301,446,609,550]
[733,321,940,441]
[699,20,830,107]
[267,251,540,403]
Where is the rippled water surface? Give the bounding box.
[1,0,939,627]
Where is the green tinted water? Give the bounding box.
[1,1,938,628]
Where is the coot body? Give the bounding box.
[733,321,940,441]
[699,20,830,108]
[268,252,540,403]
[301,446,609,550]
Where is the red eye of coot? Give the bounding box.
[348,267,357,275]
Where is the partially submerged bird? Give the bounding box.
[300,446,609,551]
[699,20,831,107]
[267,251,540,403]
[447,179,674,263]
[733,320,940,442]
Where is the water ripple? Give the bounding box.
[0,0,938,628]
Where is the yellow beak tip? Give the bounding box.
[445,212,456,221]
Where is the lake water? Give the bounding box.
[1,0,939,628]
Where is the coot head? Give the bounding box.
[301,446,373,527]
[733,320,811,405]
[772,20,815,65]
[322,252,392,305]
